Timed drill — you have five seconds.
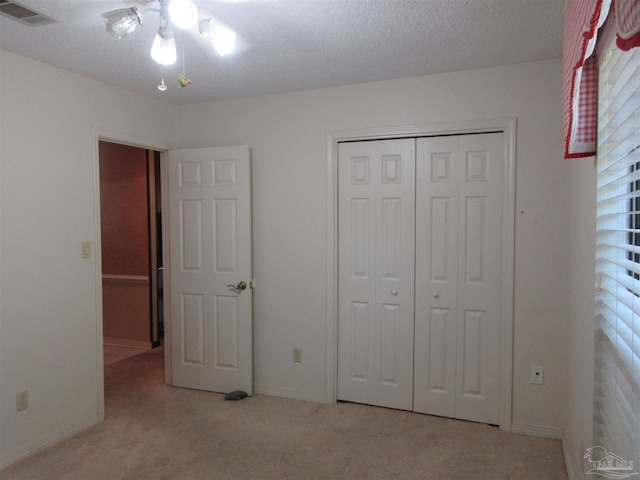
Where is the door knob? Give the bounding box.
[433,292,440,298]
[227,281,247,291]
[391,289,398,296]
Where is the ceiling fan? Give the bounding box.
[102,0,239,90]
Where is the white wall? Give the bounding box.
[0,50,175,467]
[565,157,597,478]
[175,59,569,435]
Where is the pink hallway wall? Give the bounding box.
[99,141,151,347]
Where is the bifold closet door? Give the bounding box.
[337,139,416,411]
[337,133,503,424]
[413,134,503,425]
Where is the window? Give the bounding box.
[594,23,640,460]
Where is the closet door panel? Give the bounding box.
[455,134,503,425]
[338,139,415,411]
[414,137,459,417]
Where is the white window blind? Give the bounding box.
[594,28,640,461]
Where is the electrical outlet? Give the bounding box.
[16,391,28,412]
[293,348,302,363]
[531,366,544,385]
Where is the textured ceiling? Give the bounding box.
[0,0,566,105]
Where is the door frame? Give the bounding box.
[325,118,517,431]
[91,128,173,421]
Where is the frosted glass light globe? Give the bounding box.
[200,19,236,56]
[168,0,199,30]
[151,27,176,65]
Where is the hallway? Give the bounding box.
[103,345,148,366]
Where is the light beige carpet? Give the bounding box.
[1,347,568,479]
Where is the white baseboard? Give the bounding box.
[511,421,564,439]
[253,383,326,404]
[0,415,98,471]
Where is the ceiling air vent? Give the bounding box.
[0,0,57,27]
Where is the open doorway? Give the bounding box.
[98,141,164,367]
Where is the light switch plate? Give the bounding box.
[81,241,92,259]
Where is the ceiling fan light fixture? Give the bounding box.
[151,26,177,65]
[101,7,142,40]
[199,19,236,56]
[168,0,199,30]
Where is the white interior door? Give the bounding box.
[413,133,503,424]
[169,145,253,395]
[337,139,416,410]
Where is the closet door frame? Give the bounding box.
[325,118,516,432]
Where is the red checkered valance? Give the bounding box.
[563,0,640,159]
[563,0,608,159]
[616,0,640,48]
